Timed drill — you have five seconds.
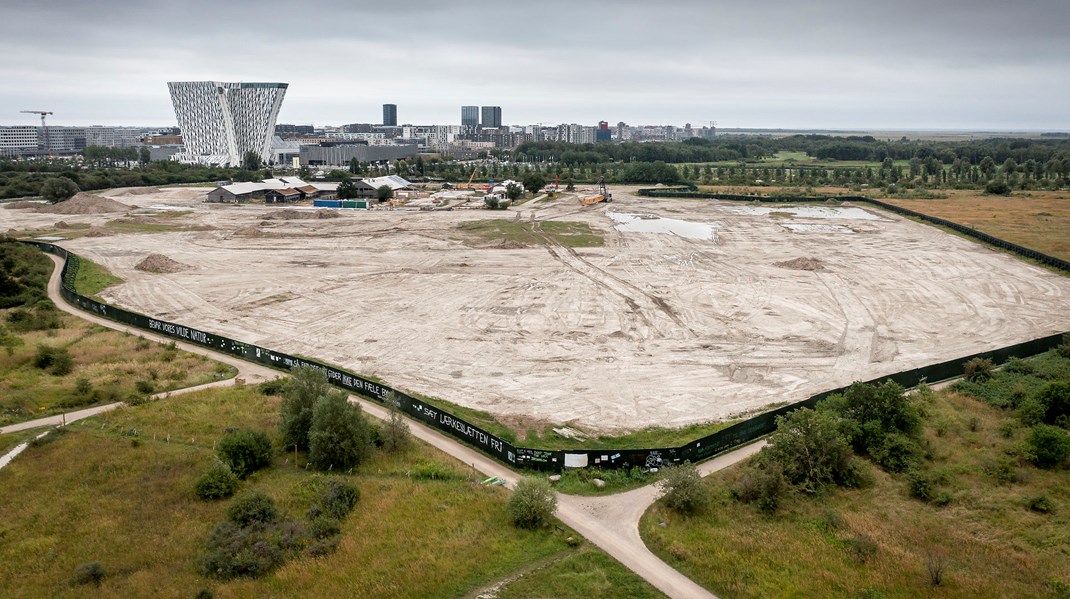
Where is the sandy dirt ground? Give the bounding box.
[6,185,1070,433]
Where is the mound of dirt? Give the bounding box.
[232,225,265,237]
[36,193,131,215]
[776,257,825,271]
[110,187,160,197]
[135,254,193,274]
[262,209,341,220]
[85,227,110,237]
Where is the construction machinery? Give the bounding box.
[580,175,612,206]
[455,167,479,189]
[20,110,53,157]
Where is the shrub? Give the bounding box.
[1026,424,1070,468]
[198,521,284,579]
[657,461,709,514]
[1027,494,1056,514]
[1017,397,1047,426]
[70,561,106,587]
[846,533,878,564]
[307,478,360,520]
[763,408,852,494]
[257,378,285,396]
[217,429,273,479]
[308,393,371,471]
[307,516,341,540]
[195,462,240,500]
[34,344,74,375]
[963,357,994,383]
[732,465,787,514]
[227,492,278,527]
[926,551,949,586]
[40,177,80,202]
[507,477,558,529]
[908,470,938,502]
[820,381,922,465]
[1037,382,1070,424]
[134,379,155,395]
[74,377,92,396]
[984,180,1011,195]
[870,433,921,473]
[1004,357,1035,375]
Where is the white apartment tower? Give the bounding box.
[167,81,288,166]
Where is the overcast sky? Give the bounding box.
[4,0,1069,130]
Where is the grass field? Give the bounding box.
[0,386,662,598]
[458,219,605,248]
[72,255,124,299]
[885,189,1070,262]
[0,310,234,426]
[640,351,1070,598]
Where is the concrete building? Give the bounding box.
[44,127,88,155]
[85,126,144,148]
[461,105,479,128]
[383,104,397,127]
[298,142,416,167]
[0,126,39,157]
[168,81,288,167]
[481,106,502,128]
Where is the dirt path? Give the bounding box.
[37,251,772,599]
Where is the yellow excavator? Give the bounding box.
[580,176,612,206]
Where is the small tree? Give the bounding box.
[375,185,394,202]
[657,461,709,514]
[522,172,547,195]
[217,429,273,479]
[505,182,523,201]
[279,366,332,451]
[308,393,371,470]
[763,408,852,494]
[337,178,358,200]
[138,147,151,165]
[241,151,262,171]
[963,357,994,382]
[40,177,79,202]
[507,477,557,528]
[381,407,412,453]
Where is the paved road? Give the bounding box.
[33,252,772,599]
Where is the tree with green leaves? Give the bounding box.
[505,182,523,201]
[348,157,360,175]
[522,172,546,195]
[763,407,852,494]
[138,147,151,165]
[375,185,394,202]
[308,393,371,470]
[337,178,358,200]
[241,151,262,171]
[507,477,557,528]
[657,461,709,514]
[40,177,79,202]
[279,365,333,451]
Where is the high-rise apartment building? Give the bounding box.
[383,103,397,127]
[461,105,479,128]
[167,81,288,166]
[0,126,39,157]
[481,106,502,128]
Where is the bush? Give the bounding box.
[908,470,938,502]
[846,533,878,564]
[34,344,74,375]
[1037,382,1070,424]
[40,177,80,202]
[1017,398,1047,426]
[507,477,558,529]
[70,561,106,587]
[195,462,240,500]
[410,461,460,481]
[964,357,994,383]
[279,366,332,451]
[1026,424,1070,468]
[257,378,286,396]
[656,461,709,514]
[1004,357,1035,375]
[1027,494,1056,514]
[763,407,852,494]
[732,465,788,514]
[6,305,60,332]
[217,429,273,479]
[134,379,155,395]
[227,492,278,527]
[307,516,341,540]
[198,521,284,579]
[307,478,360,520]
[870,433,921,473]
[308,393,371,471]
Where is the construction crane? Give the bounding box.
[21,110,53,157]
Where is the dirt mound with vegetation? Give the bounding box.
[2,200,42,210]
[775,257,825,271]
[35,193,130,215]
[232,225,265,238]
[134,254,193,274]
[84,227,110,237]
[262,209,341,220]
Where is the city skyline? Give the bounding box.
[3,0,1069,131]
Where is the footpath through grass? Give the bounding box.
[0,385,662,598]
[640,348,1070,598]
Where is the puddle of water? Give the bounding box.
[781,223,855,234]
[609,212,717,241]
[722,205,881,220]
[34,235,66,241]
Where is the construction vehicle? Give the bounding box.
[580,176,612,206]
[455,167,479,189]
[21,110,53,157]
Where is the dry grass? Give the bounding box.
[0,311,234,426]
[0,386,655,598]
[640,387,1070,598]
[884,190,1070,262]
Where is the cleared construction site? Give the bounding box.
[7,185,1070,433]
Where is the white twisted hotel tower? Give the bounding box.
[167,81,288,167]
